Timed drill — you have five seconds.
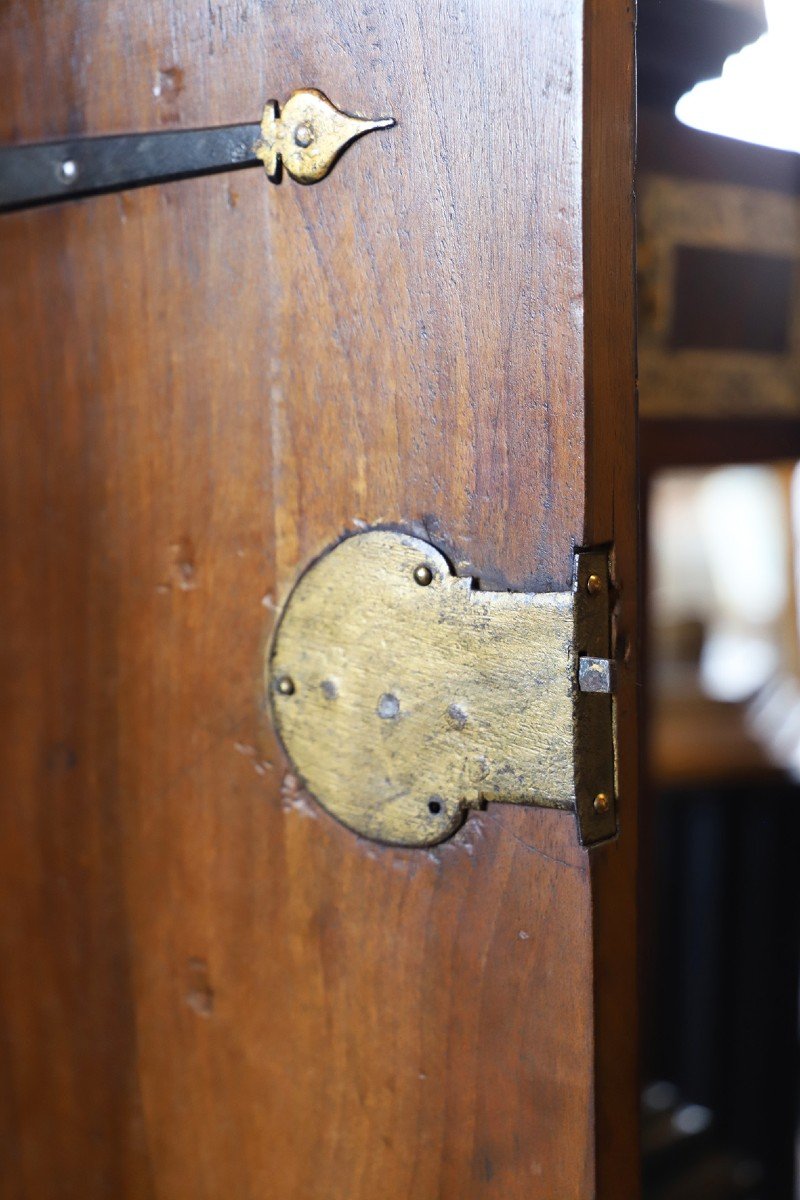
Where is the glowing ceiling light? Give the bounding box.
[675,0,800,154]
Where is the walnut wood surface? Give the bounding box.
[0,3,637,1197]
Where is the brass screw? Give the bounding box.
[413,564,433,587]
[586,573,602,596]
[593,792,610,815]
[275,674,295,696]
[294,123,314,148]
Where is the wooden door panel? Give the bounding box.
[0,3,637,1198]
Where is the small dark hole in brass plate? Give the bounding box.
[428,798,442,815]
[377,693,400,719]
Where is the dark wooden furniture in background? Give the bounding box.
[0,3,638,1197]
[638,109,800,196]
[637,1,800,1181]
[637,0,765,113]
[641,418,800,475]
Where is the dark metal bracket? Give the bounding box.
[0,89,394,214]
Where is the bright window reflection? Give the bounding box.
[675,0,800,154]
[650,460,800,779]
[651,465,790,704]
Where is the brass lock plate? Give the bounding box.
[267,530,616,847]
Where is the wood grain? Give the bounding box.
[583,0,639,1194]
[0,2,637,1197]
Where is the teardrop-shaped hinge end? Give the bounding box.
[255,89,394,185]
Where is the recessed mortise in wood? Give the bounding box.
[267,529,617,847]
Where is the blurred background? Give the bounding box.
[637,1,800,1196]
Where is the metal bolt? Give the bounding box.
[294,123,314,148]
[413,564,433,586]
[586,573,602,596]
[58,158,78,184]
[593,791,610,815]
[275,674,295,696]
